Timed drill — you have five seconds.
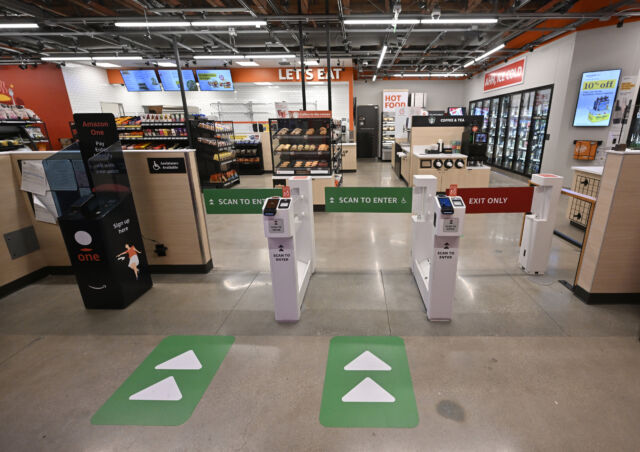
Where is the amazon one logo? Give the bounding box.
[74,230,101,262]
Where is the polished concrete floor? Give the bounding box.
[1,159,639,451]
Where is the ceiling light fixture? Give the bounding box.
[377,45,387,69]
[344,19,420,25]
[303,60,320,66]
[194,55,244,59]
[254,82,273,85]
[247,54,295,59]
[95,62,120,68]
[157,62,177,67]
[114,21,190,28]
[92,56,143,61]
[392,73,466,77]
[41,56,92,61]
[237,61,259,66]
[463,60,475,68]
[421,18,498,24]
[474,43,505,62]
[191,21,267,27]
[372,74,377,82]
[0,23,39,29]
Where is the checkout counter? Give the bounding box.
[393,116,491,190]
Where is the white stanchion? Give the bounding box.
[519,173,563,275]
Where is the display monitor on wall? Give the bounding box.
[158,70,199,91]
[196,70,234,91]
[448,107,466,116]
[573,69,621,127]
[120,70,162,92]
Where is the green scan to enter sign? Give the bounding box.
[325,187,412,213]
[91,335,234,426]
[204,188,282,214]
[320,336,419,428]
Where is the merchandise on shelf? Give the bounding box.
[0,104,40,121]
[191,119,240,188]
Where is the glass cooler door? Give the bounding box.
[514,90,534,174]
[494,95,511,167]
[526,87,552,176]
[486,97,500,164]
[502,92,521,170]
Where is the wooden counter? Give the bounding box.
[341,143,357,172]
[575,151,640,303]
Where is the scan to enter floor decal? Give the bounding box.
[91,335,234,426]
[320,336,419,428]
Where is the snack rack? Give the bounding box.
[190,119,239,188]
[116,114,189,150]
[269,117,334,176]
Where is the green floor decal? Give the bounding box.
[320,336,419,428]
[92,335,234,426]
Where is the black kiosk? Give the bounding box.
[52,114,152,309]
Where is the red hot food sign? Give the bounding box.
[447,187,534,214]
[484,58,526,92]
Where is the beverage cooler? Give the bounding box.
[469,85,553,176]
[626,90,640,150]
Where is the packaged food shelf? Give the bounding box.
[191,119,239,188]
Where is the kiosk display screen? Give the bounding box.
[448,107,465,116]
[196,70,234,91]
[158,70,198,91]
[474,132,488,144]
[120,70,161,92]
[573,69,621,127]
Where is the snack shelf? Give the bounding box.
[120,136,188,141]
[191,119,239,188]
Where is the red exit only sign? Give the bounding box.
[447,186,534,214]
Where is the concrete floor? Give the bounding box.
[1,159,639,451]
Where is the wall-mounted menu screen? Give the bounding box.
[120,70,162,92]
[158,70,199,91]
[573,69,621,127]
[196,69,234,91]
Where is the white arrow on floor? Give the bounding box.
[155,350,202,370]
[341,377,395,403]
[344,350,391,371]
[129,376,182,401]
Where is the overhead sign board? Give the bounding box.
[484,57,526,92]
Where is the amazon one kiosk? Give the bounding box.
[57,114,152,309]
[411,175,466,321]
[262,177,315,321]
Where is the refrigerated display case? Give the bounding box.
[269,117,334,176]
[470,84,553,176]
[513,91,534,173]
[625,91,640,150]
[526,87,553,175]
[486,97,500,164]
[494,96,511,167]
[381,112,395,161]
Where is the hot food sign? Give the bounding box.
[483,58,526,92]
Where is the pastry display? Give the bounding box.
[276,128,289,136]
[291,128,303,136]
[319,127,328,135]
[305,128,315,136]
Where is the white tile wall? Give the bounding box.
[61,64,350,123]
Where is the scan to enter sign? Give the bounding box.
[325,187,412,213]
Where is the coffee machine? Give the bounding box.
[461,126,487,166]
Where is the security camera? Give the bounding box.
[91,61,97,66]
[418,0,427,9]
[617,18,624,28]
[362,60,369,67]
[431,4,441,20]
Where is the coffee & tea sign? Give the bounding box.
[484,58,526,92]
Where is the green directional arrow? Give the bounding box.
[92,335,234,426]
[320,336,419,428]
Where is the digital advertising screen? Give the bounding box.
[573,69,621,127]
[158,70,199,91]
[196,69,234,91]
[448,107,465,116]
[120,70,162,92]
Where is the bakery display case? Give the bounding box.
[269,117,334,176]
